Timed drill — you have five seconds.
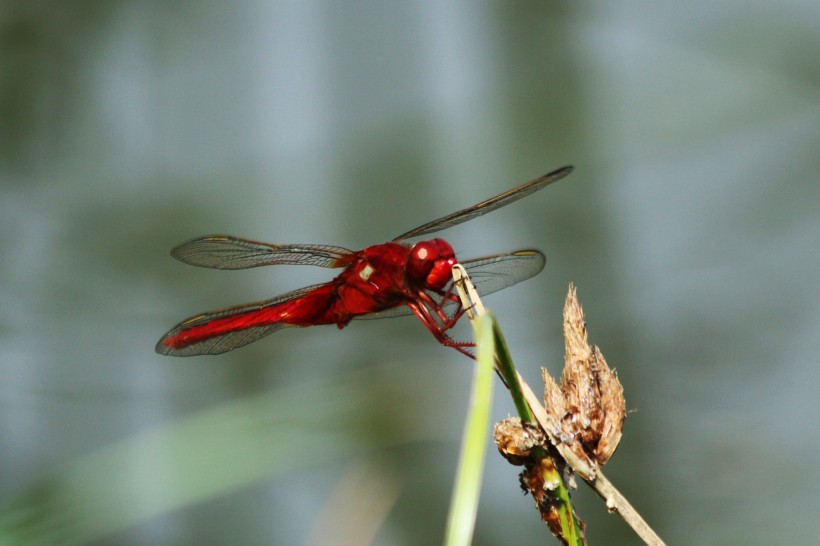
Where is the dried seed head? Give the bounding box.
[494,418,545,466]
[542,284,626,466]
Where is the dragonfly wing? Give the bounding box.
[171,236,356,270]
[156,283,329,356]
[354,250,546,321]
[392,166,572,241]
[461,250,546,297]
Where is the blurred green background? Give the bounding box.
[1,1,818,544]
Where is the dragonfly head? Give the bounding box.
[407,238,458,291]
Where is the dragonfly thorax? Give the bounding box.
[406,238,458,291]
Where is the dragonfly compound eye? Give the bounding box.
[408,239,457,290]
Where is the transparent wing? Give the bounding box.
[171,235,356,270]
[392,166,572,241]
[155,283,328,356]
[355,250,546,320]
[461,249,546,296]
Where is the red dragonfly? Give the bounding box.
[156,165,572,357]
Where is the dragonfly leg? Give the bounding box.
[407,297,475,359]
[416,288,465,332]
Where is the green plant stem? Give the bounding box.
[443,314,496,546]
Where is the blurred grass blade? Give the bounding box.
[0,365,448,546]
[444,313,495,546]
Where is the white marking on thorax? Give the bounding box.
[359,264,374,281]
